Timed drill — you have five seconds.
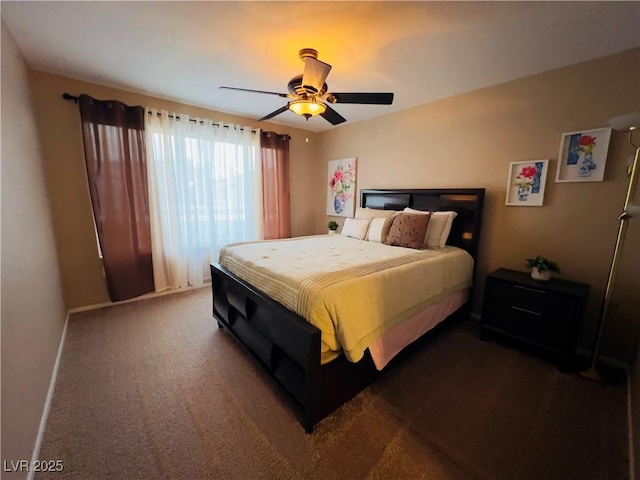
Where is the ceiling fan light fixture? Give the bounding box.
[288,99,326,119]
[221,49,394,126]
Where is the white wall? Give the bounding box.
[1,20,67,478]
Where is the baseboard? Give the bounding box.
[68,282,210,315]
[28,311,70,480]
[575,347,630,373]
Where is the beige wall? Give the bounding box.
[1,22,67,477]
[317,49,640,362]
[29,72,322,309]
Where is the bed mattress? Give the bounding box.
[219,234,473,364]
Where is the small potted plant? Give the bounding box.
[525,256,560,281]
[327,220,339,234]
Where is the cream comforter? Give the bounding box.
[219,235,473,363]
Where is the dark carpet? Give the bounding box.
[36,287,629,479]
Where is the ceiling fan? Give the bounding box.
[219,48,394,126]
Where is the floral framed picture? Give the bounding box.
[327,157,357,217]
[505,160,549,207]
[555,127,611,182]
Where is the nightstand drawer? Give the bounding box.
[486,279,577,318]
[484,301,574,350]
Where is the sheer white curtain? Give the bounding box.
[145,109,263,290]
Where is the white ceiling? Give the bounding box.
[2,1,639,132]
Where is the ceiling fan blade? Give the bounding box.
[320,104,347,125]
[302,57,332,94]
[220,86,291,98]
[258,105,290,122]
[328,92,394,105]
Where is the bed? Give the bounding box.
[210,188,485,432]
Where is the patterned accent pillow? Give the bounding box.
[403,208,458,248]
[384,212,431,249]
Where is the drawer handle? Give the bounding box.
[511,305,542,316]
[514,285,546,294]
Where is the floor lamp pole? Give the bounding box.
[581,120,639,383]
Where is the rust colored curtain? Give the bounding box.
[261,131,291,239]
[79,94,154,301]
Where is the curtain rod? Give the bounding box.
[62,93,290,139]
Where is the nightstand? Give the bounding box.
[480,268,589,369]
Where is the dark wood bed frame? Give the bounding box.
[210,188,485,432]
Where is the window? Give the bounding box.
[145,111,262,289]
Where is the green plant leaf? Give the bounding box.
[524,255,560,273]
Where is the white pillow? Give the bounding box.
[430,212,457,248]
[341,217,371,240]
[367,216,395,243]
[403,208,458,248]
[354,207,396,219]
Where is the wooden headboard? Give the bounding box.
[360,188,485,262]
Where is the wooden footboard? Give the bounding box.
[211,262,321,432]
[212,262,385,432]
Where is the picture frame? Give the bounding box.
[555,127,612,183]
[505,159,549,207]
[327,157,357,217]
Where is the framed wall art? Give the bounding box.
[327,157,357,217]
[555,127,611,182]
[505,159,549,207]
